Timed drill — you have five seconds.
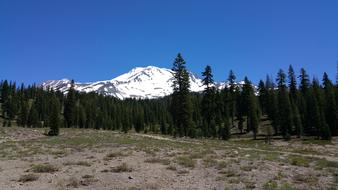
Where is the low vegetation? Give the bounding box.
[18,173,39,183]
[31,164,58,173]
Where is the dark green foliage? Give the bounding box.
[47,95,61,136]
[322,72,337,136]
[17,100,29,127]
[276,69,293,139]
[171,53,193,137]
[27,103,39,128]
[64,80,77,128]
[201,65,217,137]
[227,70,237,126]
[244,77,260,139]
[0,63,337,141]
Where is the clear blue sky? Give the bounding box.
[1,0,337,85]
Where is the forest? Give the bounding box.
[0,54,337,141]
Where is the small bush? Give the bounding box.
[31,164,58,173]
[263,180,277,190]
[176,156,195,168]
[104,151,128,160]
[316,159,338,170]
[66,177,79,188]
[288,156,310,167]
[166,165,177,171]
[64,161,91,167]
[18,173,39,182]
[145,157,170,165]
[112,163,132,173]
[202,158,218,168]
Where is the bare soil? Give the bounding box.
[0,127,338,190]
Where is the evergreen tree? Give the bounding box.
[48,95,60,136]
[201,65,216,137]
[265,75,278,134]
[312,79,331,140]
[227,70,236,126]
[288,65,297,103]
[27,103,39,128]
[242,77,260,139]
[276,69,293,139]
[299,68,310,94]
[258,80,268,114]
[171,53,193,137]
[17,100,29,127]
[322,72,337,136]
[64,80,77,128]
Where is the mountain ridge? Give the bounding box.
[41,66,246,99]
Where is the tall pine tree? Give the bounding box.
[171,53,193,137]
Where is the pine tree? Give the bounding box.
[312,79,331,140]
[171,53,193,137]
[64,80,77,128]
[201,65,216,137]
[322,72,337,136]
[220,99,231,140]
[299,68,310,95]
[242,77,260,139]
[265,75,278,134]
[48,95,60,136]
[258,80,268,114]
[27,103,39,128]
[288,65,297,103]
[17,100,29,127]
[276,69,293,139]
[227,70,236,126]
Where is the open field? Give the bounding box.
[0,127,338,190]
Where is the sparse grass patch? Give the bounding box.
[315,159,338,170]
[279,181,295,190]
[80,175,98,186]
[166,164,177,171]
[263,180,277,190]
[302,139,332,145]
[104,151,129,160]
[177,169,189,174]
[202,157,218,168]
[49,149,67,157]
[240,164,257,172]
[216,160,228,170]
[112,163,132,173]
[66,177,79,188]
[18,173,39,183]
[31,163,58,173]
[175,156,195,168]
[64,160,92,167]
[145,157,170,165]
[293,173,318,184]
[288,155,310,167]
[218,168,239,177]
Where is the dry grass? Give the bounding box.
[145,157,170,165]
[112,163,132,173]
[64,160,92,167]
[18,173,39,182]
[31,164,58,173]
[175,156,195,168]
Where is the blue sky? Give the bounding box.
[1,0,337,85]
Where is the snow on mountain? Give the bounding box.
[42,66,205,99]
[42,66,252,99]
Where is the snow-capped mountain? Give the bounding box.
[41,66,247,99]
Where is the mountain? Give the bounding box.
[41,66,247,99]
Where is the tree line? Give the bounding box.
[0,54,337,140]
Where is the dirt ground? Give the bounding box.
[0,127,338,190]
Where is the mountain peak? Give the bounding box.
[41,66,248,99]
[42,66,204,99]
